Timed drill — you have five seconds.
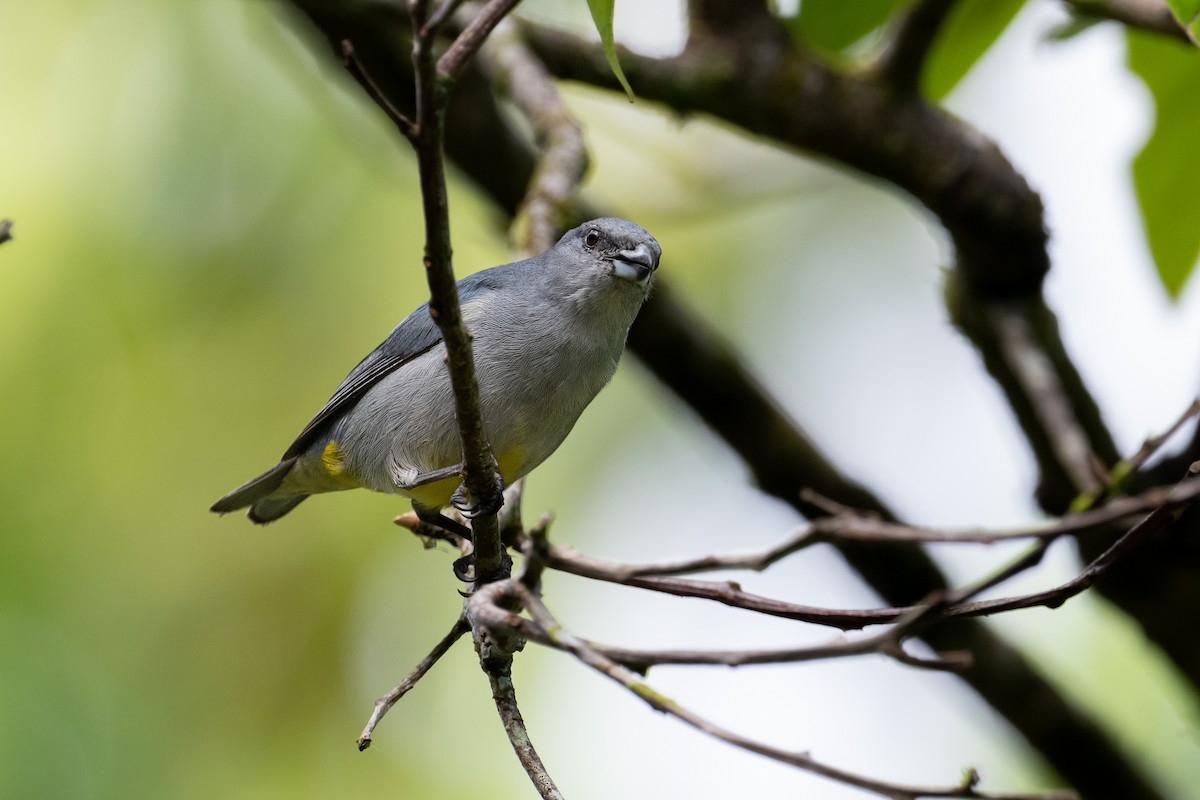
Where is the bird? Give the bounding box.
[211,218,661,535]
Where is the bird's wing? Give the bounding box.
[280,266,518,460]
[281,307,442,459]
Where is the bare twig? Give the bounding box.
[481,582,968,672]
[481,582,1074,800]
[953,462,1200,617]
[358,614,470,750]
[549,476,1200,582]
[538,465,1200,630]
[1125,399,1200,474]
[425,0,466,36]
[341,40,415,139]
[438,0,523,80]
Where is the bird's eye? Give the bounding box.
[584,230,601,248]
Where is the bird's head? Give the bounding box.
[550,218,662,303]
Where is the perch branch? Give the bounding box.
[407,0,531,582]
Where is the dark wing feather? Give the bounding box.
[279,266,518,460]
[281,304,443,459]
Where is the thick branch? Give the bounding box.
[524,19,1123,512]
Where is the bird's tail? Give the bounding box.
[210,457,308,524]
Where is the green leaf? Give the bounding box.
[1127,29,1200,297]
[585,0,634,101]
[787,0,1023,96]
[1165,0,1200,43]
[921,0,1025,99]
[787,0,907,55]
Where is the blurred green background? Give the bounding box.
[4,1,1200,798]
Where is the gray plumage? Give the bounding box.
[211,218,661,524]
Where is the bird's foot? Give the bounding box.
[450,472,505,519]
[413,504,473,541]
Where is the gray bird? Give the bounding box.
[211,218,661,532]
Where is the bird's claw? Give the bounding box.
[451,473,505,519]
[453,555,474,584]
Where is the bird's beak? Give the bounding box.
[612,243,658,284]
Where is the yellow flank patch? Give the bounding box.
[322,440,346,476]
[494,443,525,484]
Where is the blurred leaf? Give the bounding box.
[787,0,907,54]
[585,0,634,101]
[922,0,1025,99]
[1166,0,1200,43]
[1127,29,1200,297]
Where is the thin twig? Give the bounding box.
[539,465,1200,630]
[340,40,415,139]
[425,0,466,36]
[438,0,523,81]
[489,582,1074,800]
[951,462,1200,618]
[1125,399,1200,474]
[548,476,1200,583]
[479,582,968,672]
[357,614,470,750]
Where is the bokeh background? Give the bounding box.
[4,1,1200,798]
